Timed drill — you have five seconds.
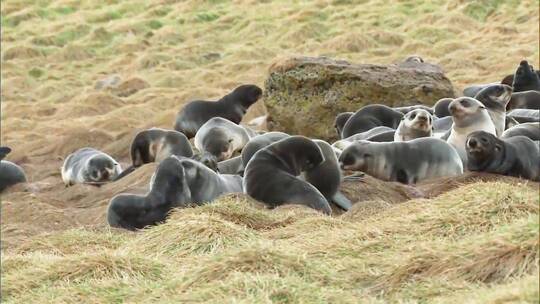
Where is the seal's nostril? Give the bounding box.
[469,139,477,148]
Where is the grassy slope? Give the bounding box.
[1,0,539,303]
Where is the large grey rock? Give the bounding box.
[264,56,455,140]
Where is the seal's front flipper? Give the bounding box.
[331,191,352,211]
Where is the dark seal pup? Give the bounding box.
[466,131,540,181]
[174,84,262,138]
[334,112,354,138]
[0,147,26,192]
[512,60,540,92]
[108,156,243,230]
[115,128,194,180]
[243,136,332,214]
[433,97,453,118]
[507,90,540,111]
[341,104,403,138]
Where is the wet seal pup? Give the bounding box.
[115,128,194,180]
[512,60,540,92]
[0,147,26,192]
[341,105,403,138]
[394,109,433,142]
[108,156,243,230]
[466,131,540,181]
[61,148,122,186]
[243,136,332,214]
[339,138,463,184]
[447,97,496,166]
[507,91,540,111]
[502,122,540,141]
[306,140,352,211]
[174,84,262,138]
[194,117,252,162]
[433,98,453,118]
[474,84,513,136]
[334,112,354,138]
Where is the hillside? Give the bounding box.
[1,0,539,302]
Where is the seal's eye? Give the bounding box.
[481,137,488,143]
[363,153,372,158]
[460,99,470,107]
[410,114,416,120]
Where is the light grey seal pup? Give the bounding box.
[339,138,463,184]
[473,84,513,136]
[466,131,540,181]
[217,156,244,175]
[61,148,122,186]
[341,105,403,138]
[501,122,540,141]
[194,117,252,162]
[107,156,243,230]
[0,147,26,192]
[507,109,540,124]
[243,136,332,214]
[174,84,262,138]
[332,126,395,152]
[446,97,496,166]
[394,109,433,142]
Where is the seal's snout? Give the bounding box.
[468,138,478,148]
[417,115,428,122]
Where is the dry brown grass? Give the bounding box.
[1,0,539,302]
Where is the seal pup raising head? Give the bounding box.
[394,109,433,142]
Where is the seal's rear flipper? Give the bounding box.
[114,165,136,181]
[343,173,365,181]
[0,147,12,160]
[331,191,352,211]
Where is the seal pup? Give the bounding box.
[217,156,244,175]
[462,83,498,98]
[241,132,290,168]
[61,148,122,186]
[474,84,513,136]
[507,109,540,123]
[512,60,540,92]
[334,112,354,138]
[507,91,540,111]
[243,136,332,214]
[433,116,453,133]
[108,156,243,230]
[394,109,433,141]
[339,138,463,184]
[341,104,403,138]
[466,131,540,181]
[393,105,434,115]
[433,97,453,118]
[194,117,252,162]
[501,122,540,141]
[332,126,395,152]
[174,84,262,138]
[0,147,26,192]
[306,140,352,211]
[446,97,496,166]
